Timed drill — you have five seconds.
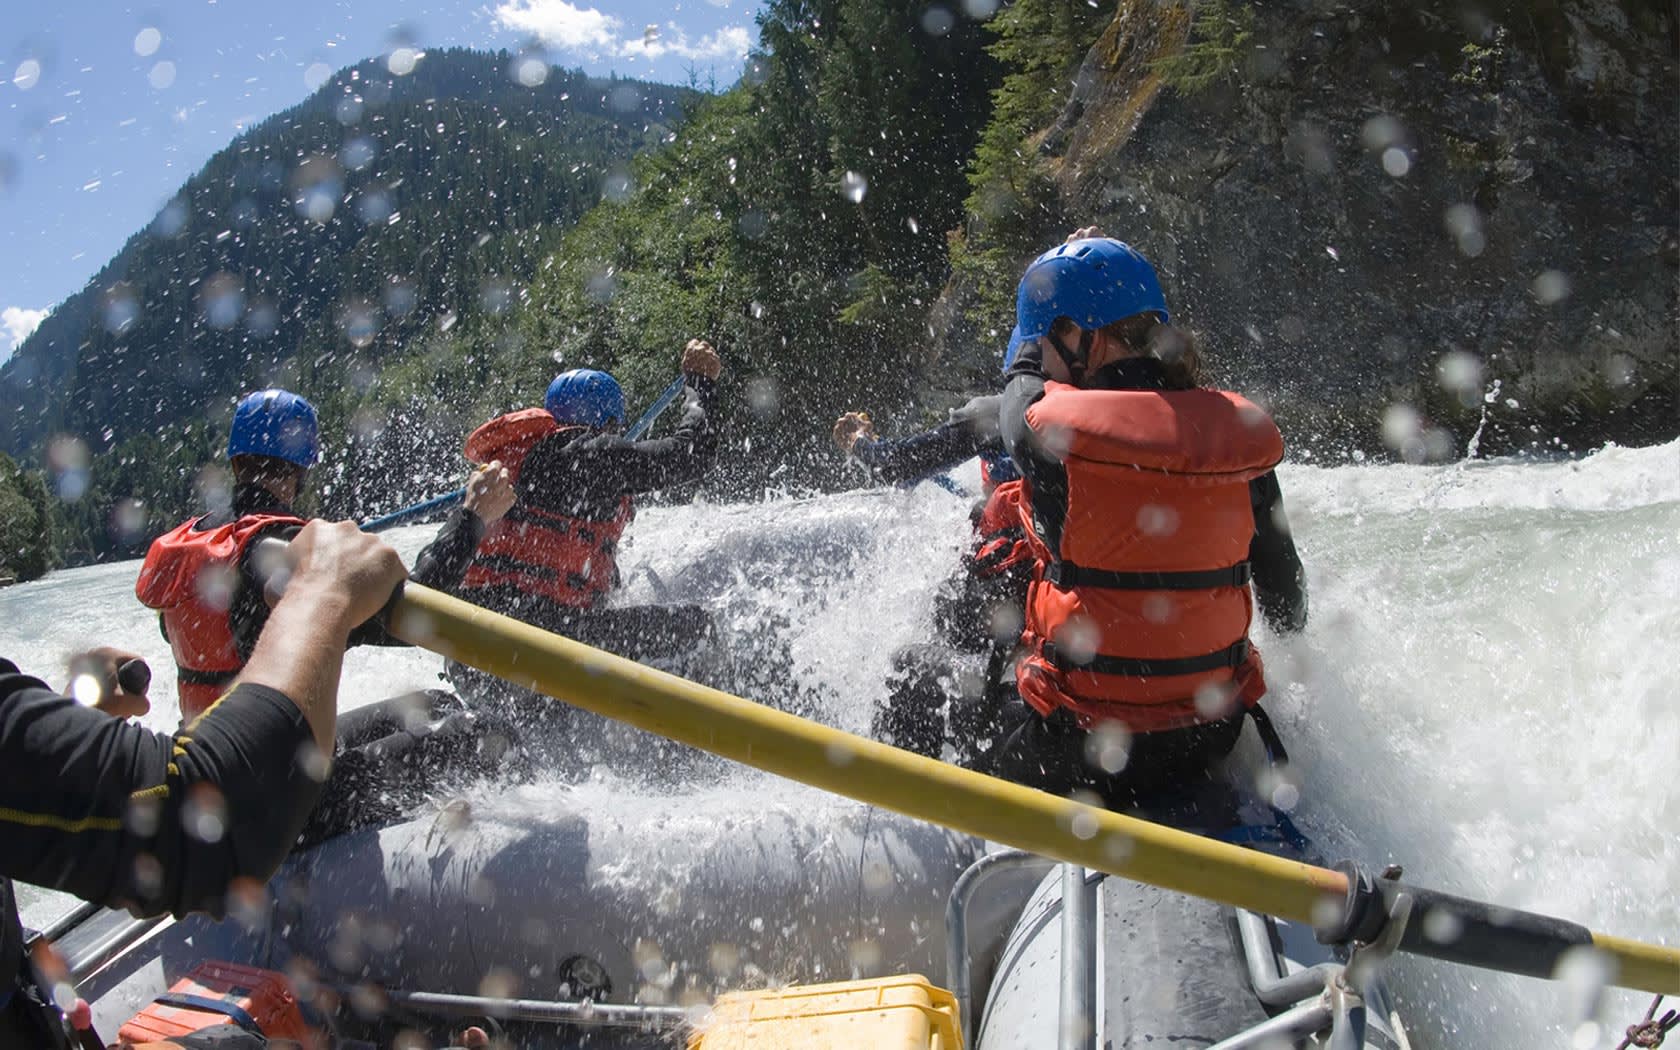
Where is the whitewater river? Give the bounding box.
[3,441,1676,1048]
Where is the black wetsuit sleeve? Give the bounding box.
[1001,343,1069,553]
[852,395,1004,485]
[0,660,320,919]
[410,506,485,592]
[519,376,719,506]
[1248,471,1309,634]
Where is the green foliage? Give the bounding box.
[954,0,1108,336]
[516,0,1002,486]
[40,425,221,567]
[0,453,56,581]
[1151,0,1256,95]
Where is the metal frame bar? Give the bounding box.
[62,912,170,985]
[1206,1000,1336,1050]
[944,849,1057,1043]
[1234,907,1340,1007]
[379,989,688,1030]
[1058,864,1098,1050]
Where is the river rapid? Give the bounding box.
[3,440,1676,1048]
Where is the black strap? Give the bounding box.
[153,993,262,1036]
[175,667,237,687]
[505,504,571,532]
[1043,560,1251,590]
[471,554,558,581]
[1043,638,1249,678]
[1247,703,1290,767]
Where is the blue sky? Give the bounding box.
[1,0,761,361]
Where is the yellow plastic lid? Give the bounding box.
[691,973,963,1050]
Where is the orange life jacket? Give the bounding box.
[971,479,1034,579]
[1015,383,1283,733]
[459,409,634,609]
[463,406,558,477]
[135,513,305,721]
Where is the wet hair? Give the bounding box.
[1101,315,1202,390]
[230,454,307,490]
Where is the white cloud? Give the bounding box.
[494,0,749,63]
[0,306,47,362]
[624,24,753,61]
[494,0,622,52]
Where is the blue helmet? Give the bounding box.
[1014,237,1169,342]
[979,448,1020,486]
[227,388,320,467]
[545,368,625,428]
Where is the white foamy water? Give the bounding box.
[2,441,1675,1047]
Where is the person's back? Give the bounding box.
[449,344,727,763]
[990,235,1308,809]
[136,390,318,721]
[456,342,722,634]
[136,389,513,724]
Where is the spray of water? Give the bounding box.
[2,445,1675,1047]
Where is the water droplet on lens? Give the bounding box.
[12,60,43,91]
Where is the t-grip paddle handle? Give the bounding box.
[115,658,151,697]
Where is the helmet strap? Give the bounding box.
[1048,329,1097,384]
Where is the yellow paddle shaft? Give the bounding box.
[385,582,1678,995]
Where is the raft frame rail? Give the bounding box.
[1059,864,1099,1050]
[944,849,1057,1042]
[946,852,1413,1050]
[374,988,689,1031]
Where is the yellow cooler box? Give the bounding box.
[691,974,963,1050]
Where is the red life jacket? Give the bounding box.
[971,479,1034,579]
[463,407,558,478]
[1015,382,1284,733]
[135,513,305,721]
[459,409,634,610]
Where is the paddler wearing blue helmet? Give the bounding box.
[135,388,514,723]
[448,339,727,728]
[987,230,1309,809]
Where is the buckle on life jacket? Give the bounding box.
[1043,561,1253,591]
[1041,638,1250,678]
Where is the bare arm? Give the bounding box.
[235,520,408,754]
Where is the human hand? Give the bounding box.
[832,411,877,453]
[273,520,409,635]
[462,460,515,524]
[64,647,151,720]
[681,338,722,380]
[1066,225,1105,242]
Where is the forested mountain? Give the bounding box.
[0,49,695,569]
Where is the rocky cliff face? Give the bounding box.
[958,0,1677,457]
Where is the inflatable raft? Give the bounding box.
[53,713,1410,1049]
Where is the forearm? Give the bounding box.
[1249,472,1309,633]
[853,423,982,485]
[234,587,355,753]
[411,506,485,591]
